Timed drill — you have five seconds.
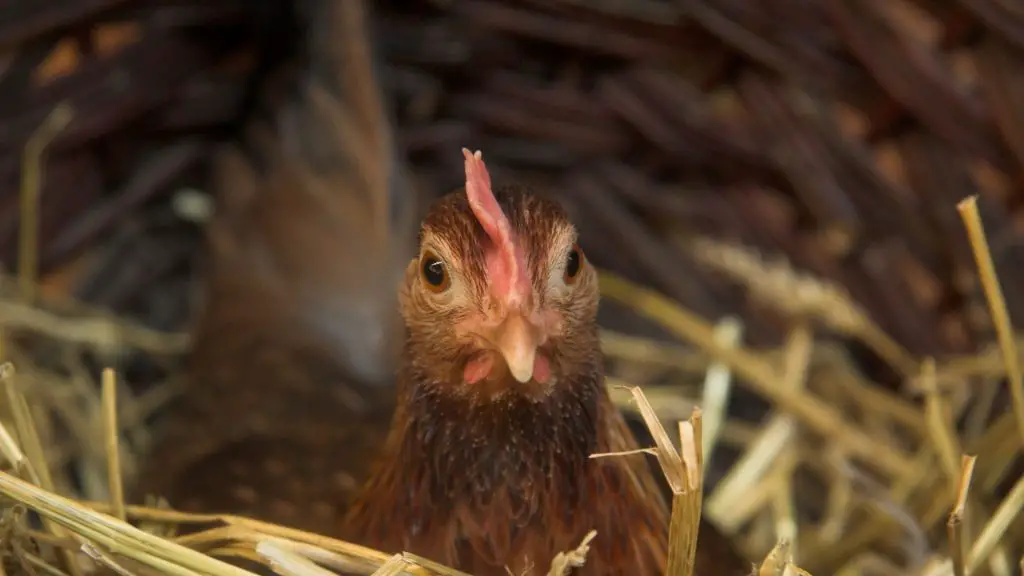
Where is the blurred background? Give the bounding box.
[3,0,1024,574]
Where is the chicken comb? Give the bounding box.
[462,148,531,306]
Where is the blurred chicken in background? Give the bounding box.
[134,0,417,535]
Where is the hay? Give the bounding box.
[2,173,1024,573]
[599,204,1024,574]
[2,241,1022,575]
[0,360,673,576]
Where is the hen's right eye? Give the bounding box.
[420,250,450,292]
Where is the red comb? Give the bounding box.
[462,148,530,307]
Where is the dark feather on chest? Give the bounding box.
[401,373,604,509]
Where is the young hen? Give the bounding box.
[341,150,746,576]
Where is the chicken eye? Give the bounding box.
[564,244,584,284]
[420,250,450,292]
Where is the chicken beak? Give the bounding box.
[493,312,541,383]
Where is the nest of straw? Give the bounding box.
[4,1,1024,575]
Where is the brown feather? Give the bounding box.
[343,373,669,575]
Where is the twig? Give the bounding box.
[22,551,71,576]
[546,531,597,576]
[0,418,25,472]
[606,378,697,422]
[102,368,126,522]
[19,103,74,304]
[0,469,257,576]
[257,538,378,575]
[948,455,976,576]
[967,470,1024,573]
[707,323,812,531]
[700,317,742,469]
[771,450,799,561]
[918,358,962,485]
[957,195,1024,448]
[588,447,658,459]
[2,364,83,576]
[689,237,918,377]
[600,330,708,373]
[668,412,703,576]
[0,297,189,356]
[2,364,55,490]
[82,542,138,576]
[592,387,703,575]
[256,541,341,576]
[79,501,457,575]
[757,539,802,576]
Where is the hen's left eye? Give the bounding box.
[420,250,451,293]
[564,244,584,284]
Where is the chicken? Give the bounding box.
[132,0,415,536]
[340,149,748,576]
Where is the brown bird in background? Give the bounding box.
[133,0,415,536]
[134,1,749,574]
